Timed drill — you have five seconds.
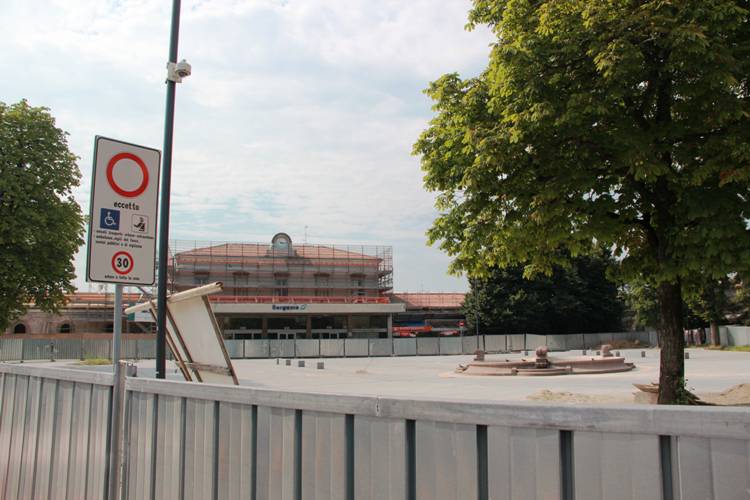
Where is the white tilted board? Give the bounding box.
[125,282,238,385]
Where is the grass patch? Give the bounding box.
[77,357,112,366]
[702,345,750,352]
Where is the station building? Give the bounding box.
[3,233,467,338]
[169,233,405,339]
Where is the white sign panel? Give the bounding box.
[86,136,161,285]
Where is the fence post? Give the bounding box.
[80,338,84,361]
[107,361,130,500]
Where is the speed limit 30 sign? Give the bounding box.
[86,136,161,285]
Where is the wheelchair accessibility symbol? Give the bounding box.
[100,208,120,230]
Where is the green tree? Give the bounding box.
[414,1,750,403]
[684,277,733,345]
[0,100,85,331]
[464,254,623,334]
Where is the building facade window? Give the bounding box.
[274,278,289,296]
[351,278,365,296]
[13,323,26,334]
[59,323,72,334]
[314,274,330,296]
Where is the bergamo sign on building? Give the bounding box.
[86,136,161,285]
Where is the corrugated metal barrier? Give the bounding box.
[2,363,749,500]
[0,331,659,364]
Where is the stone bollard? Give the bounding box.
[298,360,305,367]
[317,362,325,370]
[285,359,291,366]
[684,352,690,360]
[641,350,646,358]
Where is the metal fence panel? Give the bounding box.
[321,339,344,357]
[122,339,138,359]
[565,334,585,350]
[345,339,369,357]
[0,373,14,490]
[31,378,58,499]
[66,383,93,500]
[217,402,254,500]
[270,340,295,358]
[125,391,156,500]
[3,373,29,499]
[461,336,482,354]
[86,384,111,500]
[417,337,439,356]
[296,339,320,358]
[301,411,347,500]
[525,334,547,350]
[184,398,216,500]
[676,437,713,500]
[55,339,80,360]
[256,406,297,500]
[154,395,184,500]
[84,339,111,360]
[703,438,750,500]
[508,335,526,351]
[50,380,75,500]
[0,338,23,361]
[368,339,391,357]
[354,416,406,500]
[415,421,477,500]
[393,338,416,356]
[136,339,156,359]
[439,337,462,355]
[546,335,567,351]
[17,375,42,500]
[245,340,270,358]
[223,339,244,359]
[22,339,53,361]
[574,431,661,500]
[487,426,560,500]
[483,335,506,353]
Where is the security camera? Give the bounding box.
[175,60,191,78]
[166,59,192,83]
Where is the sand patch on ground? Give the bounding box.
[526,390,631,404]
[699,383,750,406]
[527,384,750,405]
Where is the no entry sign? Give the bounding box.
[86,136,161,285]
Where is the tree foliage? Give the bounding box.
[0,100,84,331]
[464,253,623,334]
[414,1,750,403]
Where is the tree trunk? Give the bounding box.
[709,321,720,346]
[656,281,685,404]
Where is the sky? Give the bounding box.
[0,0,494,293]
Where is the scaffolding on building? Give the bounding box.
[167,239,394,300]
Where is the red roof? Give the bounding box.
[172,243,382,266]
[388,293,465,309]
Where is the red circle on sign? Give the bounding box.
[111,251,134,275]
[106,153,149,198]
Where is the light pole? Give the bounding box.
[156,0,191,378]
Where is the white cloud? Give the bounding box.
[1,0,493,292]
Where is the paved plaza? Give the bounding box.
[58,347,750,404]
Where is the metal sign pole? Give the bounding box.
[107,284,123,499]
[156,0,182,379]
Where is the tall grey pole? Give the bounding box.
[107,285,123,499]
[156,0,182,379]
[113,285,122,368]
[475,311,480,350]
